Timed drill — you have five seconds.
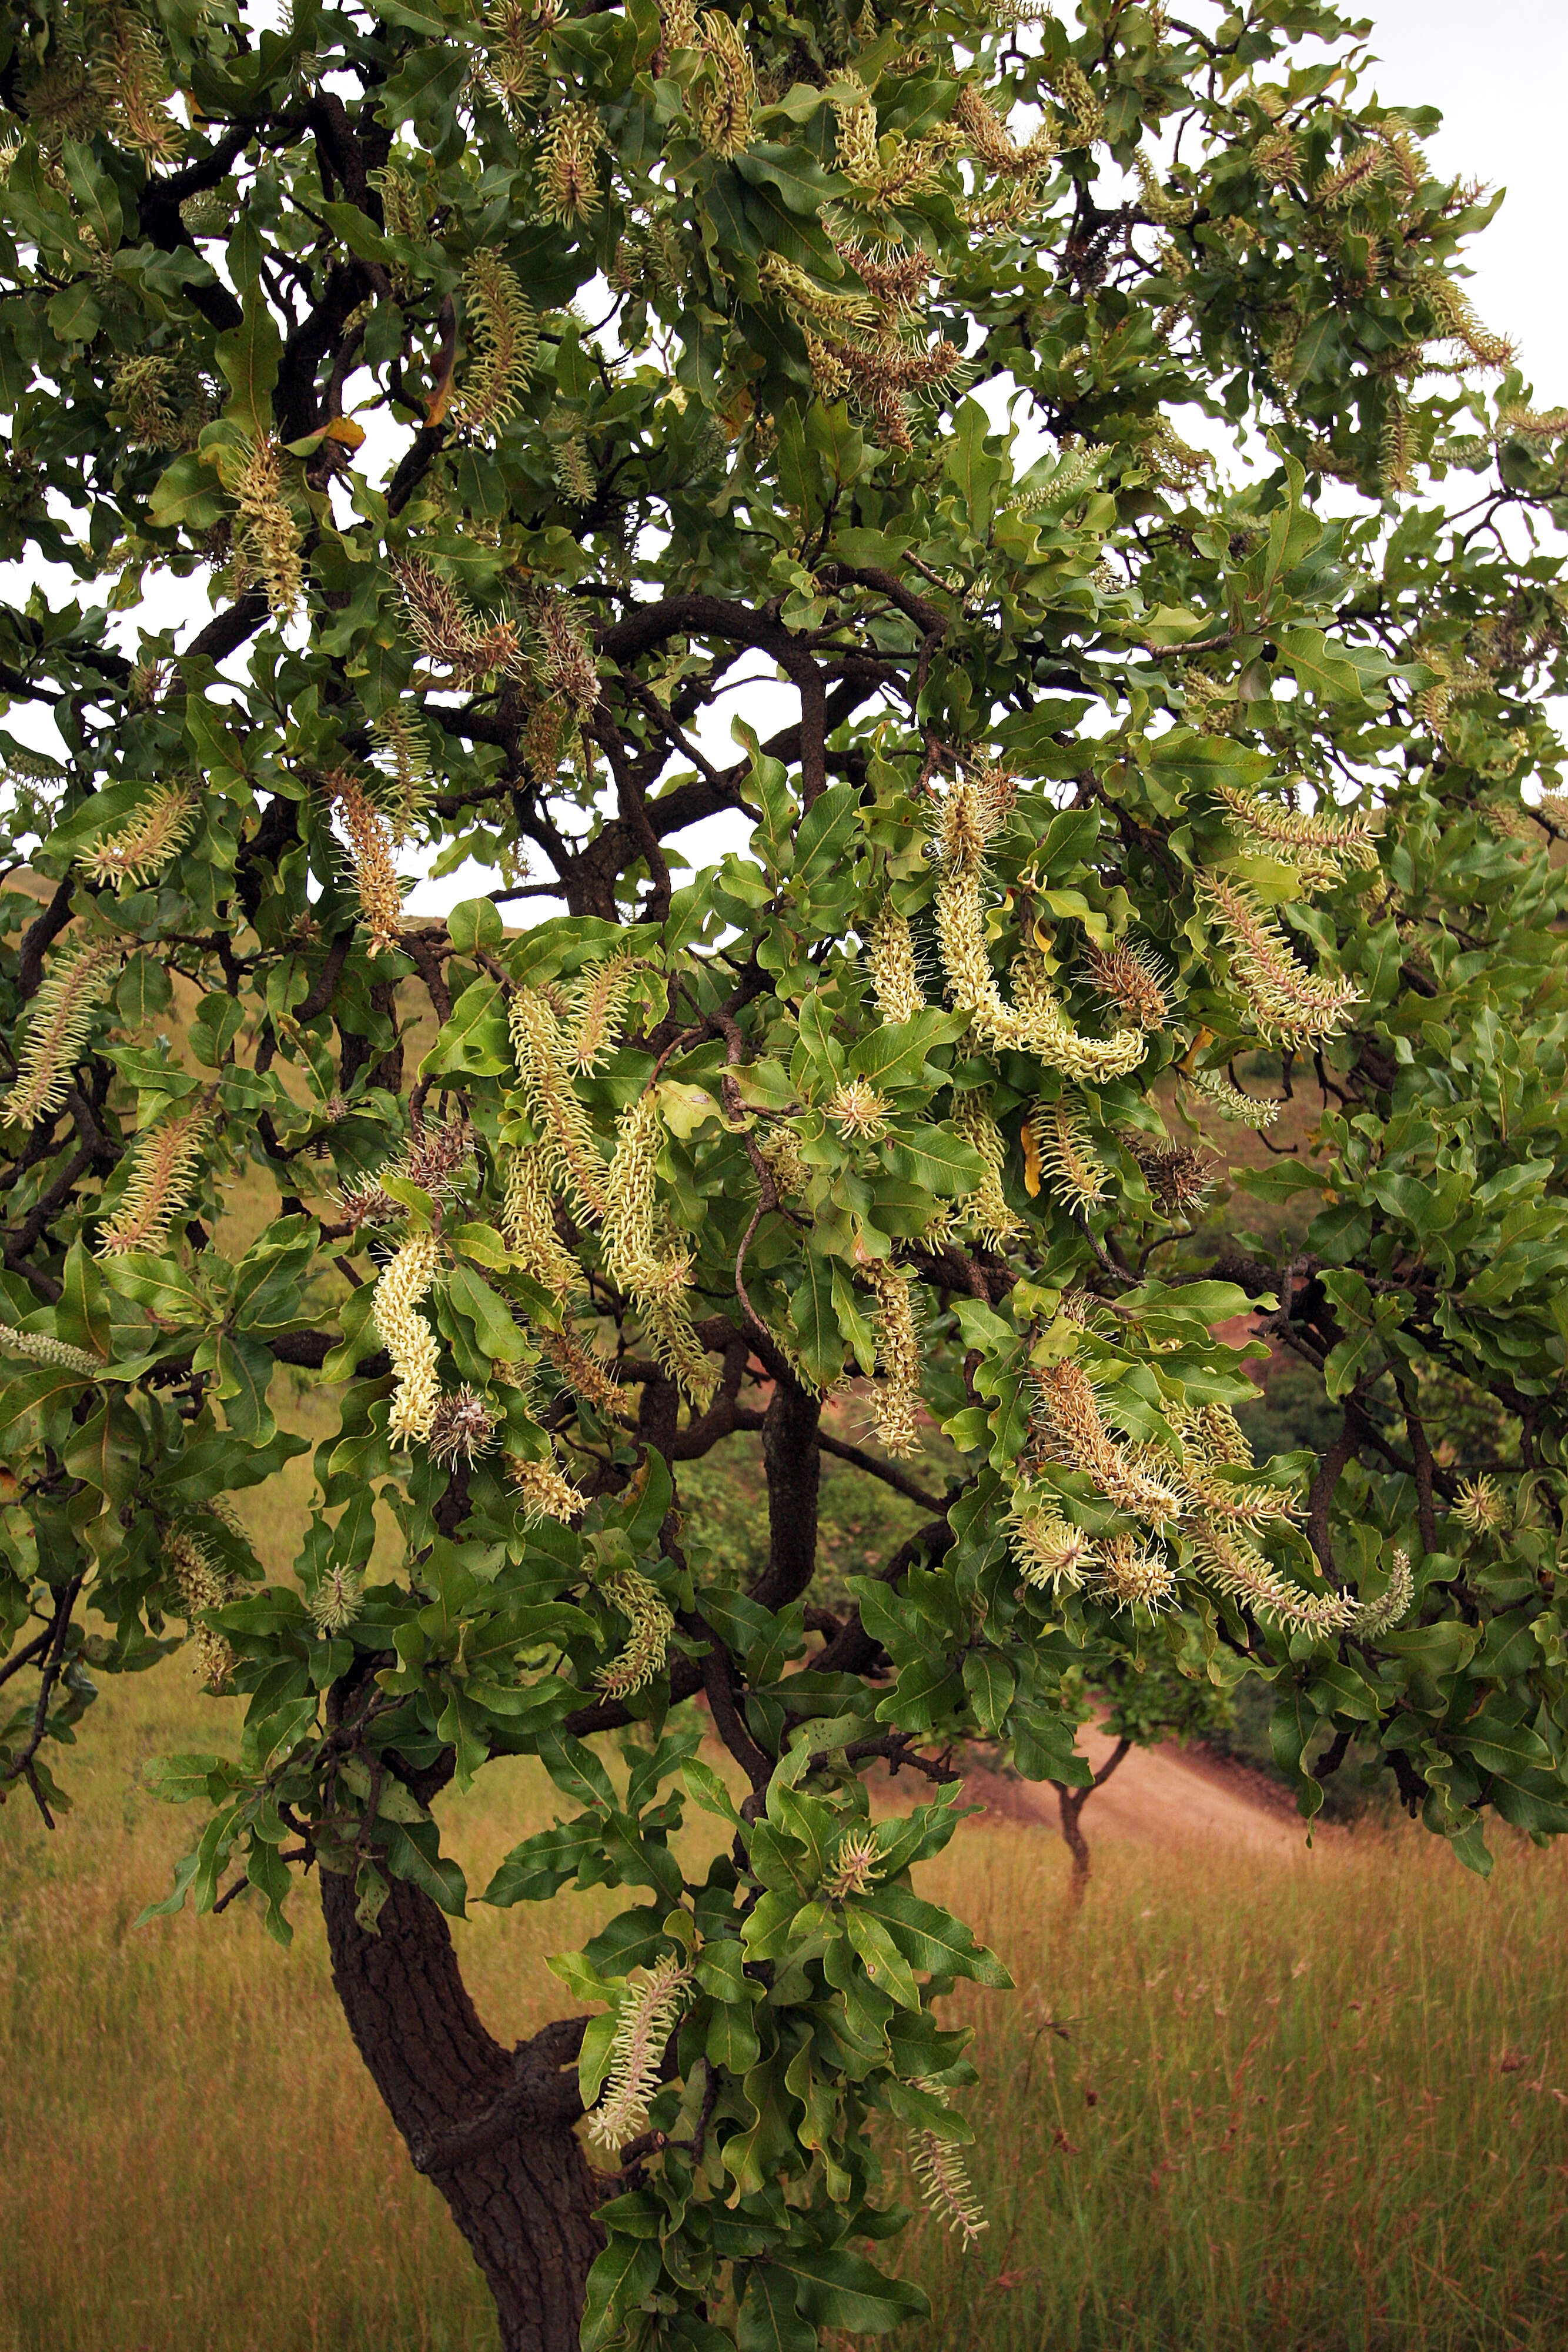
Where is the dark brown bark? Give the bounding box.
[320,1867,603,2352]
[753,1380,822,1611]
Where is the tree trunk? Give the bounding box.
[1055,1738,1134,1914]
[1057,1785,1092,1908]
[320,1865,604,2352]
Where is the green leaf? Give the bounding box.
[537,1730,618,1814]
[580,2237,661,2352]
[102,1253,206,1328]
[189,992,245,1068]
[847,1010,963,1094]
[882,1124,988,1199]
[774,2246,930,2333]
[147,452,228,532]
[444,1259,528,1359]
[738,2266,817,2352]
[844,1905,921,2009]
[447,897,503,956]
[58,1241,111,1360]
[63,1398,141,1504]
[788,1250,846,1389]
[962,1650,1015,1735]
[379,1820,467,1916]
[792,784,860,894]
[1276,624,1366,704]
[0,1365,94,1443]
[421,978,513,1077]
[858,1883,1012,1986]
[216,288,282,437]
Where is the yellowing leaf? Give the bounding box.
[1021,1112,1042,1199]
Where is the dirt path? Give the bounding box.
[962,1723,1320,1858]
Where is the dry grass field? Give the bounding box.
[3,1651,1566,2352]
[2,889,1562,2347]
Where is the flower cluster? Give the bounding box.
[98,1103,209,1258]
[587,1955,693,2153]
[79,785,200,890]
[862,1258,922,1457]
[0,1326,103,1377]
[823,1826,883,1901]
[375,1232,442,1448]
[1,935,120,1128]
[1024,1101,1108,1214]
[865,901,927,1023]
[1196,873,1360,1047]
[595,1566,676,1700]
[453,249,537,435]
[509,1452,589,1526]
[601,1094,715,1407]
[232,432,303,620]
[163,1526,235,1690]
[330,773,404,957]
[909,2080,988,2249]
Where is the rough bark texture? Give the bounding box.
[320,1866,603,2352]
[755,1379,822,1611]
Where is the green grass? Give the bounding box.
[4,1656,1567,2352]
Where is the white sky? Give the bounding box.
[3,1,1563,914]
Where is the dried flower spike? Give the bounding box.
[1197,874,1360,1047]
[1030,1359,1181,1523]
[429,1385,498,1469]
[1081,938,1169,1031]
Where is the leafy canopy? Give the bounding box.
[3,0,1568,2341]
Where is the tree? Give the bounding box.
[1051,1640,1235,1905]
[2,1,1567,2344]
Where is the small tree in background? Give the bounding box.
[3,2,1568,2345]
[1052,1643,1236,1905]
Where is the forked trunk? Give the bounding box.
[1057,1784,1092,1908]
[320,1866,603,2352]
